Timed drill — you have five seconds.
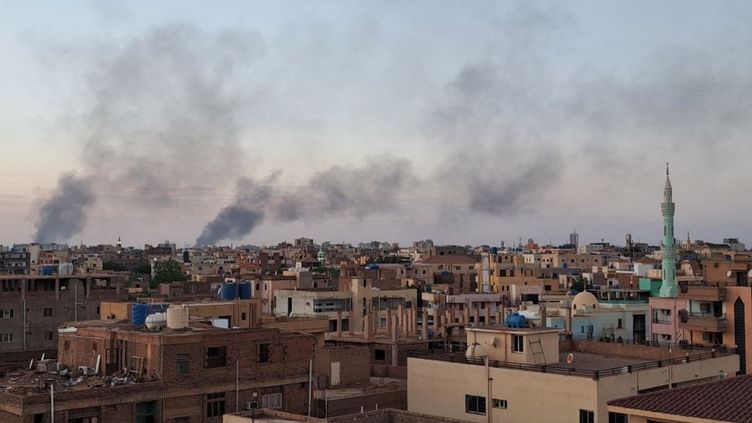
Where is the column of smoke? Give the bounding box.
[33,25,262,243]
[196,157,413,245]
[34,7,752,244]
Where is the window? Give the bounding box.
[512,335,524,353]
[0,333,13,343]
[241,312,247,321]
[177,353,190,375]
[0,309,14,319]
[617,318,623,329]
[261,392,282,409]
[45,332,54,341]
[579,409,594,423]
[258,343,270,363]
[465,395,486,415]
[374,349,386,361]
[608,412,628,423]
[43,307,53,317]
[96,306,100,315]
[493,399,508,409]
[204,347,226,368]
[205,393,225,418]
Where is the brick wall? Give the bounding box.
[314,346,370,388]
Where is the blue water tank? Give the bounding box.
[40,266,54,276]
[238,282,251,299]
[131,304,148,326]
[220,282,238,301]
[505,313,527,328]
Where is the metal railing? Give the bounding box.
[408,346,736,381]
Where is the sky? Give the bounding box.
[1,1,752,248]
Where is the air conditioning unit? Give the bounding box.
[245,401,259,410]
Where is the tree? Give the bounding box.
[151,260,188,287]
[569,276,590,293]
[103,261,127,272]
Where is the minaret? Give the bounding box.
[659,163,678,297]
[317,245,325,266]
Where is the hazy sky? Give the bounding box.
[2,1,752,248]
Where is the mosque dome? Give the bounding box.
[572,291,598,311]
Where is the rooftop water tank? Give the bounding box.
[145,312,166,331]
[131,304,148,326]
[238,281,251,299]
[219,282,238,301]
[166,305,190,330]
[505,312,527,328]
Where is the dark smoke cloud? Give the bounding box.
[196,156,414,245]
[35,24,262,241]
[34,174,94,242]
[195,177,273,246]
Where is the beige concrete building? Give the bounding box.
[408,326,738,423]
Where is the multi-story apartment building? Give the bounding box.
[0,318,316,422]
[0,273,126,353]
[0,251,30,275]
[411,254,478,294]
[408,326,738,423]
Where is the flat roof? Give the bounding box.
[0,273,124,280]
[466,325,561,335]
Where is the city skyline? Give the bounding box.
[2,1,752,246]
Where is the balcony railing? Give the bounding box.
[678,285,726,302]
[408,347,736,381]
[679,312,727,332]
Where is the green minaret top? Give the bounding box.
[659,163,678,298]
[317,246,325,266]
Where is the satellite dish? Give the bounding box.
[566,353,574,364]
[727,271,733,278]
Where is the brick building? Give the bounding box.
[0,319,316,422]
[0,273,126,353]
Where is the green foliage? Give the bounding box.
[313,266,341,278]
[103,261,127,272]
[133,262,152,275]
[568,276,590,293]
[151,259,188,287]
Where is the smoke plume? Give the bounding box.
[34,174,94,242]
[34,24,262,241]
[196,156,413,245]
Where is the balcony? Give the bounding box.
[679,311,727,332]
[678,285,726,302]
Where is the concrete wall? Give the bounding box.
[408,357,597,423]
[407,352,738,423]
